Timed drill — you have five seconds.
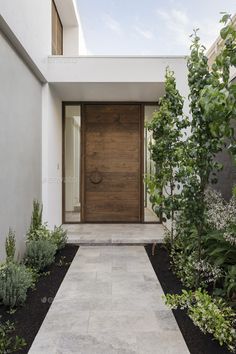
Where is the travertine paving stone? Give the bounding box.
[29,246,189,354]
[65,223,165,245]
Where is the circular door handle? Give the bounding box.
[89,171,103,184]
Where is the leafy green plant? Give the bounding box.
[172,251,198,288]
[0,262,33,308]
[147,68,188,243]
[51,225,67,250]
[25,239,57,272]
[5,228,16,261]
[165,289,236,352]
[224,266,236,302]
[199,13,236,165]
[203,230,236,268]
[180,28,229,286]
[0,317,26,353]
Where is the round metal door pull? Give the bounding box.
[89,171,103,184]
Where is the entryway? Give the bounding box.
[63,103,160,224]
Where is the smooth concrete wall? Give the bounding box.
[47,56,188,84]
[0,33,42,261]
[42,84,62,228]
[0,0,51,76]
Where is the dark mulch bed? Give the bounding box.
[145,244,231,354]
[0,244,79,354]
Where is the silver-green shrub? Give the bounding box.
[25,239,57,271]
[27,223,51,242]
[5,228,16,261]
[0,262,33,308]
[51,225,67,250]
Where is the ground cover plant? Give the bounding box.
[0,318,26,353]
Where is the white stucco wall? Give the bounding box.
[42,84,62,228]
[0,0,87,74]
[0,0,51,76]
[47,56,187,83]
[0,33,42,261]
[63,27,80,56]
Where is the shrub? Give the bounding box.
[25,239,57,271]
[224,265,236,301]
[0,262,33,308]
[51,225,67,250]
[27,223,51,242]
[29,199,43,232]
[5,228,16,261]
[27,200,51,243]
[0,318,26,353]
[205,189,236,233]
[165,289,236,352]
[171,250,198,288]
[203,230,236,268]
[27,200,67,253]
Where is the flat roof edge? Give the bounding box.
[48,55,188,59]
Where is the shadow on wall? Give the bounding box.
[213,119,236,201]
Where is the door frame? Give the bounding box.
[62,101,160,224]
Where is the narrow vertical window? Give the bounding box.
[52,0,63,55]
[144,105,160,222]
[64,105,81,223]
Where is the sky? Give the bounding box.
[76,0,236,55]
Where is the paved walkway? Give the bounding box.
[65,224,165,245]
[29,246,189,354]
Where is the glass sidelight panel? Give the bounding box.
[144,105,159,222]
[64,105,81,223]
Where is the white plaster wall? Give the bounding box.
[47,56,188,84]
[0,0,51,76]
[63,27,79,56]
[42,84,62,228]
[63,25,87,55]
[78,15,87,55]
[0,33,42,262]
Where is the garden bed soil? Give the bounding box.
[0,244,79,354]
[145,244,232,354]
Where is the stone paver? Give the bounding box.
[29,246,189,354]
[65,224,165,245]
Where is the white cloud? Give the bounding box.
[134,26,154,40]
[102,13,123,35]
[156,9,191,46]
[156,8,221,50]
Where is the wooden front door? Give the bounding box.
[83,104,142,222]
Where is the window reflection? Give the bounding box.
[144,106,159,222]
[64,106,81,222]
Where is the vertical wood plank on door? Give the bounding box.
[83,104,142,222]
